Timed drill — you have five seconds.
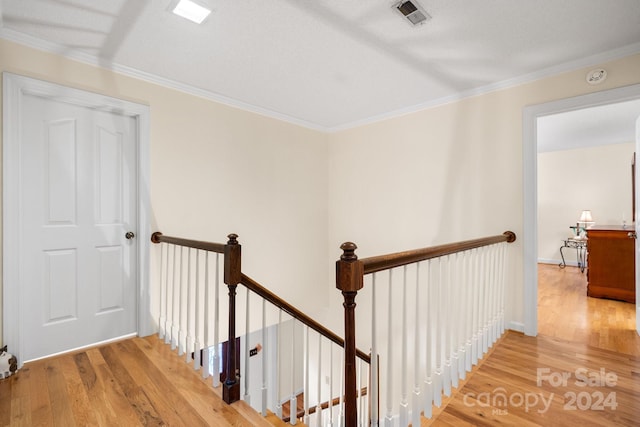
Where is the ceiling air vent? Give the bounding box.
[395,0,431,26]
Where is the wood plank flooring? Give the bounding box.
[425,264,640,426]
[538,263,640,355]
[0,336,275,427]
[425,331,640,426]
[2,263,638,426]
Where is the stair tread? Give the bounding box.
[265,411,308,427]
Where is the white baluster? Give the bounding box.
[423,260,433,419]
[178,247,186,356]
[412,263,421,427]
[485,247,491,352]
[442,256,451,398]
[203,251,210,379]
[465,251,473,372]
[164,244,173,345]
[489,246,495,349]
[490,245,498,344]
[357,358,363,427]
[458,252,468,380]
[495,244,501,334]
[371,273,379,427]
[316,334,323,427]
[452,252,461,380]
[303,325,309,424]
[262,299,268,416]
[399,266,408,427]
[194,250,201,370]
[244,289,250,404]
[476,248,485,358]
[432,258,443,407]
[213,253,221,387]
[499,243,507,334]
[328,344,333,427]
[471,249,480,365]
[491,245,497,336]
[186,248,193,363]
[362,358,370,427]
[482,247,489,355]
[290,319,297,426]
[276,310,283,419]
[339,346,345,427]
[159,243,166,339]
[384,269,393,427]
[449,255,459,390]
[171,245,179,350]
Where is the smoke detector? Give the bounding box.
[395,1,431,26]
[586,68,607,85]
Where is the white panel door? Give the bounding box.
[19,92,138,362]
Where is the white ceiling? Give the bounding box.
[1,0,640,132]
[538,100,640,153]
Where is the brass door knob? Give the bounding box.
[125,231,136,240]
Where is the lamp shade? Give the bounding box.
[579,210,594,223]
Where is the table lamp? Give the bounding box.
[576,210,594,238]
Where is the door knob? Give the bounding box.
[628,232,637,239]
[125,231,135,240]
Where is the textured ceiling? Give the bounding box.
[1,0,640,131]
[538,100,640,153]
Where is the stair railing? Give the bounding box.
[151,231,373,426]
[151,232,242,402]
[336,231,516,427]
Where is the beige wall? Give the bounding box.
[538,143,635,264]
[2,37,640,349]
[0,39,330,345]
[326,53,640,335]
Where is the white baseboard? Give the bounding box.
[508,321,525,333]
[537,258,580,267]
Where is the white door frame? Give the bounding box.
[636,117,640,335]
[2,73,152,362]
[523,83,640,336]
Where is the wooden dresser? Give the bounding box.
[586,225,636,303]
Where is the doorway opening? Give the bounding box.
[523,83,640,338]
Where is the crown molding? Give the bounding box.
[3,27,640,134]
[0,28,327,132]
[327,41,640,132]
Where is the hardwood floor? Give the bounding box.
[538,263,640,355]
[0,335,276,427]
[426,331,640,426]
[2,264,638,426]
[426,263,640,426]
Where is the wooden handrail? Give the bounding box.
[151,231,241,404]
[151,231,226,253]
[335,230,516,427]
[151,229,372,419]
[240,274,371,364]
[361,231,516,274]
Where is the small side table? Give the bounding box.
[559,237,587,273]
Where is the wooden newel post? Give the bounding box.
[336,242,364,427]
[223,233,241,404]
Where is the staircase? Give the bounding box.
[151,230,516,427]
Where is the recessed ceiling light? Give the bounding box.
[172,0,211,24]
